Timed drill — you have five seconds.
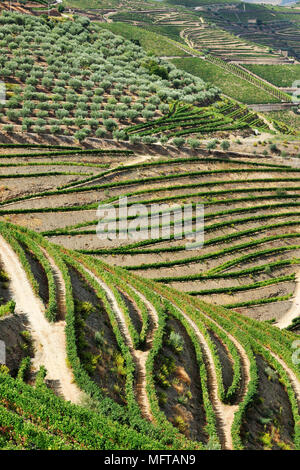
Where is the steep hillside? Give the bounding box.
[0,12,221,141]
[0,5,299,453]
[0,144,299,328]
[0,221,299,450]
[91,0,300,110]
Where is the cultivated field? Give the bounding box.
[0,3,299,453]
[0,216,299,450]
[1,144,300,328]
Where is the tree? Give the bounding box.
[220,140,230,151]
[172,137,185,148]
[113,130,128,141]
[103,119,117,132]
[206,140,218,150]
[74,129,87,143]
[95,127,107,138]
[187,138,201,150]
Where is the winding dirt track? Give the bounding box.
[0,235,82,403]
[276,272,300,329]
[170,298,300,449]
[196,307,251,442]
[1,228,298,445]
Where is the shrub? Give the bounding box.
[172,137,185,148]
[95,127,107,138]
[168,331,184,353]
[187,138,201,149]
[74,130,87,143]
[206,139,218,150]
[221,140,230,151]
[270,143,278,153]
[103,119,117,132]
[129,134,141,144]
[113,130,128,141]
[3,124,14,132]
[141,135,157,144]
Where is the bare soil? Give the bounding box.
[67,264,127,405]
[241,355,295,450]
[0,313,32,377]
[154,315,209,444]
[20,242,49,307]
[118,289,143,337]
[0,235,82,403]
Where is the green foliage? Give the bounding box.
[0,12,218,139]
[168,331,184,353]
[142,59,169,80]
[244,64,300,88]
[172,57,282,104]
[0,300,15,318]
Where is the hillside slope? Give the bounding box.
[0,220,299,450]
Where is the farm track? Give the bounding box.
[190,294,300,448]
[270,350,300,408]
[169,302,237,449]
[0,5,299,449]
[276,272,300,329]
[220,303,300,408]
[0,219,299,449]
[0,235,82,403]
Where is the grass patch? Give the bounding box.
[97,22,187,57]
[244,64,300,88]
[265,110,300,130]
[171,57,280,104]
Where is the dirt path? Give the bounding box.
[103,11,118,23]
[276,272,300,329]
[0,235,82,403]
[200,308,251,404]
[130,287,159,420]
[82,265,157,422]
[124,154,154,167]
[220,308,300,425]
[133,287,159,349]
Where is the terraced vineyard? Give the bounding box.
[97,3,298,106]
[182,23,289,64]
[124,100,272,139]
[108,4,292,64]
[0,3,299,454]
[205,3,300,63]
[1,145,298,324]
[0,143,298,450]
[0,12,220,144]
[0,216,299,450]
